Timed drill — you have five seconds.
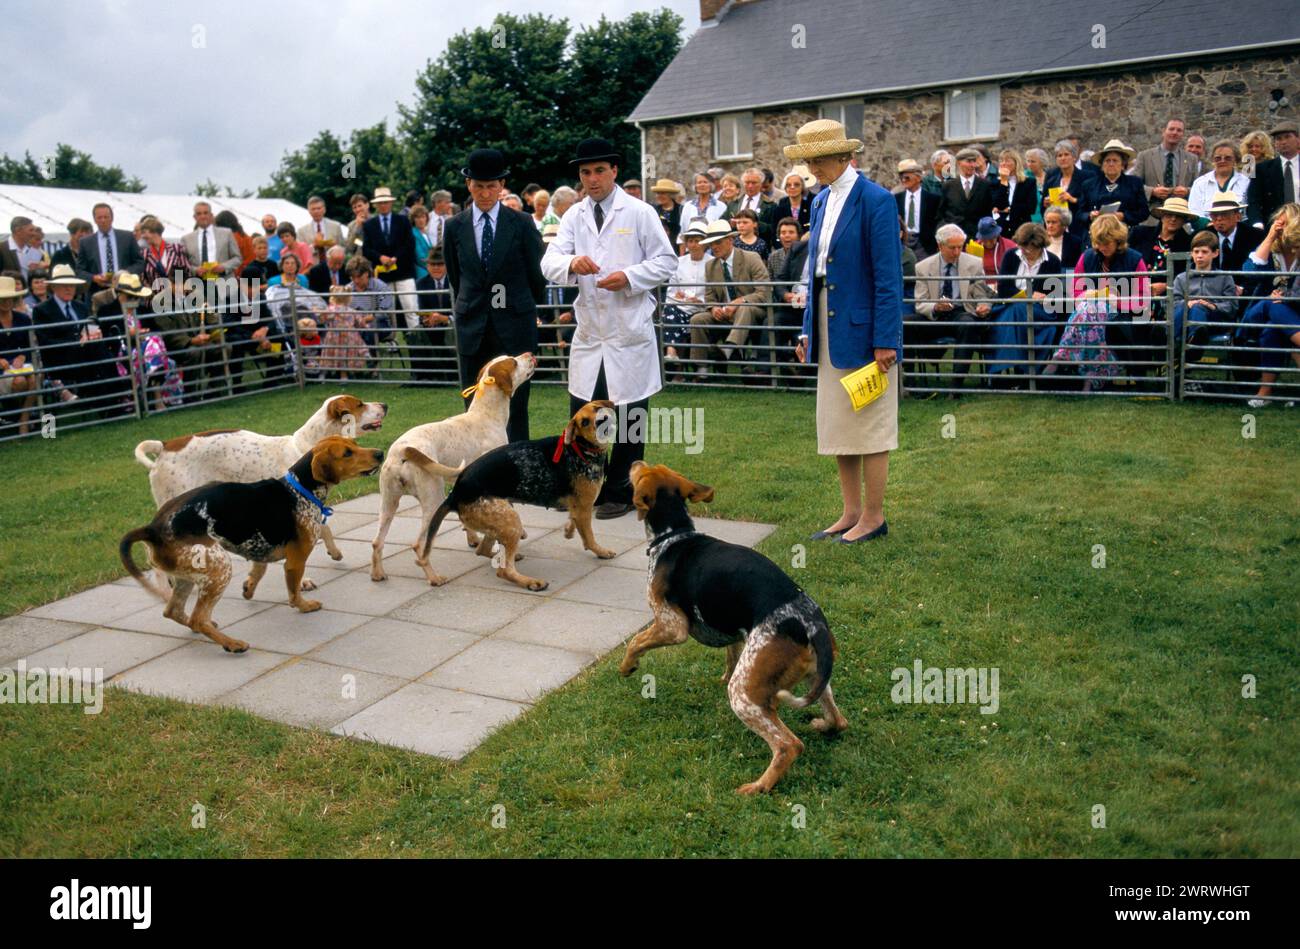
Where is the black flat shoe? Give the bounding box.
[809,528,847,541]
[594,501,635,519]
[838,521,888,543]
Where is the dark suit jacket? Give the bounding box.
[75,228,144,283]
[307,261,349,295]
[939,176,996,240]
[727,195,779,241]
[1080,174,1150,229]
[362,213,417,283]
[0,242,21,274]
[992,178,1040,237]
[415,273,452,314]
[994,249,1064,301]
[1042,167,1092,238]
[32,296,117,373]
[1247,157,1285,228]
[896,187,941,255]
[443,205,545,355]
[1216,226,1264,278]
[1128,225,1191,281]
[1054,232,1084,269]
[773,196,813,236]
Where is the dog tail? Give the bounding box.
[119,527,170,601]
[134,440,165,469]
[402,446,465,480]
[776,607,834,709]
[419,497,455,560]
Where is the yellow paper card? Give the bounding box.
[966,239,984,256]
[839,360,888,412]
[1048,187,1066,207]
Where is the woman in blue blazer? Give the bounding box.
[787,120,902,544]
[1079,141,1150,230]
[1042,140,1094,240]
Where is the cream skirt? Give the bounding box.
[815,287,899,455]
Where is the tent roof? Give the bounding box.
[0,184,311,243]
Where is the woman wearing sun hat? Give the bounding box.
[649,178,684,247]
[786,118,903,543]
[1080,139,1150,230]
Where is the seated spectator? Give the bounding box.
[1042,140,1091,239]
[682,172,728,229]
[24,267,49,313]
[308,245,347,294]
[1043,289,1119,392]
[1171,229,1239,348]
[3,272,28,316]
[296,317,323,381]
[1240,206,1300,406]
[0,275,45,434]
[1128,196,1195,304]
[975,217,1016,288]
[106,273,181,412]
[413,248,456,384]
[224,264,293,394]
[1024,148,1050,224]
[271,251,310,290]
[150,274,216,400]
[249,235,280,281]
[214,211,255,276]
[1206,192,1262,278]
[1042,206,1083,268]
[410,206,434,282]
[139,216,192,291]
[650,180,683,247]
[732,209,769,261]
[345,255,393,362]
[993,149,1038,235]
[988,222,1065,386]
[276,222,312,270]
[319,285,369,382]
[663,221,710,368]
[691,220,770,378]
[911,223,992,387]
[34,264,121,407]
[923,150,953,196]
[774,167,813,236]
[1188,140,1251,220]
[1080,140,1150,230]
[766,217,801,285]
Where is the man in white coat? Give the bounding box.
[542,137,678,518]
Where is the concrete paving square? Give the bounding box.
[13,497,773,760]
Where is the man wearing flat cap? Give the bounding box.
[787,119,903,544]
[443,147,546,442]
[1247,121,1300,228]
[541,137,677,518]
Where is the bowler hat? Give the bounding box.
[569,138,622,168]
[461,148,510,181]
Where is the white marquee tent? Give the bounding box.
[0,183,312,247]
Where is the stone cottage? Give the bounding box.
[628,0,1300,185]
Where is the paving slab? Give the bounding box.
[455,555,599,595]
[0,616,95,667]
[493,600,650,656]
[333,682,526,760]
[19,628,186,683]
[308,618,480,679]
[518,528,643,561]
[219,605,370,655]
[26,584,163,625]
[306,538,383,571]
[220,658,405,729]
[305,572,431,617]
[330,493,418,515]
[340,517,426,546]
[388,584,541,636]
[555,566,655,610]
[111,642,289,704]
[420,637,593,704]
[693,517,776,547]
[373,546,481,583]
[107,597,276,638]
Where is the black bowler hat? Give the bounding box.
[461,148,510,181]
[569,137,621,168]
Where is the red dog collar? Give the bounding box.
[552,435,590,464]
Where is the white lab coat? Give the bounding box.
[541,186,678,404]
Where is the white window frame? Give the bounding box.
[820,99,864,137]
[944,85,1001,141]
[713,112,753,161]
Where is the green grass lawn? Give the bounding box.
[1,383,1297,857]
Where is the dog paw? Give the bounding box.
[327,550,344,562]
[735,781,768,796]
[295,599,322,613]
[301,578,318,592]
[427,575,448,587]
[370,571,387,583]
[519,577,549,592]
[241,582,255,600]
[223,640,250,654]
[592,547,616,560]
[563,522,575,539]
[811,716,849,734]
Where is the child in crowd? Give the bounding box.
[297,317,323,381]
[1171,229,1239,346]
[731,209,769,261]
[320,286,369,381]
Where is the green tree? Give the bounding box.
[0,143,146,191]
[194,178,254,198]
[261,123,406,220]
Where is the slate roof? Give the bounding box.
[629,0,1300,122]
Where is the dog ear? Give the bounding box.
[488,358,516,396]
[686,481,714,504]
[633,490,652,520]
[562,418,577,445]
[592,399,615,409]
[328,396,360,422]
[311,439,343,485]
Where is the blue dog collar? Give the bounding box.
[283,471,332,521]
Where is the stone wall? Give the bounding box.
[641,50,1299,187]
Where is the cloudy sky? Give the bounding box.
[2,0,698,195]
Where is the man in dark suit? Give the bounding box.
[75,203,144,292]
[308,245,348,295]
[1247,121,1299,228]
[895,159,941,257]
[362,186,419,338]
[33,264,126,409]
[727,167,780,242]
[412,247,457,384]
[1,217,28,274]
[443,148,545,442]
[939,148,996,240]
[1207,195,1263,281]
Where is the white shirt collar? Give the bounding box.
[830,163,859,195]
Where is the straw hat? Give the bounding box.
[896,158,925,176]
[1096,139,1136,162]
[114,272,152,298]
[541,223,561,243]
[46,264,86,286]
[0,275,23,300]
[371,187,397,205]
[699,219,738,246]
[650,178,682,194]
[1208,193,1246,214]
[1156,196,1197,218]
[681,220,709,241]
[782,119,864,161]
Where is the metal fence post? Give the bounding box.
[289,282,305,390]
[1168,251,1181,401]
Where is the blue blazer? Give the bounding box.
[801,172,903,369]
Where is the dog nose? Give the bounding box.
[375,450,385,462]
[380,403,389,413]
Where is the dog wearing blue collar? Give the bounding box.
[120,436,383,652]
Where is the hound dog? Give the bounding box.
[619,462,848,794]
[133,394,388,568]
[119,437,384,653]
[417,400,617,590]
[371,353,536,584]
